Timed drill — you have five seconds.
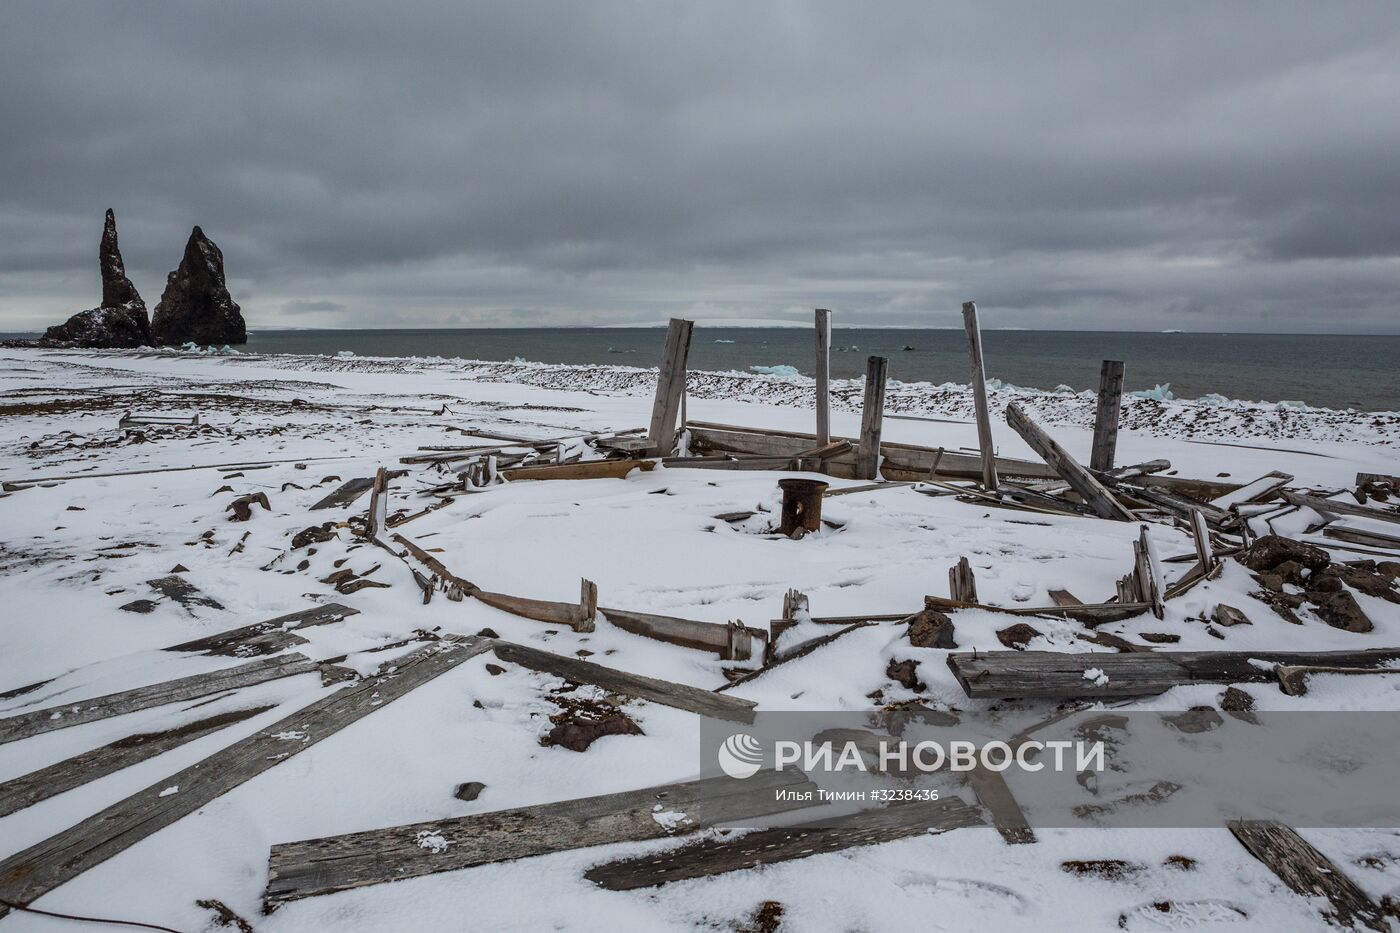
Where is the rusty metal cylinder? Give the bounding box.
[778,478,828,536]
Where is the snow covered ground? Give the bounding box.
[1,346,1399,932]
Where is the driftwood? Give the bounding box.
[309,477,375,510]
[0,637,492,919]
[265,769,817,905]
[474,580,598,633]
[947,649,1400,699]
[583,797,983,890]
[165,603,359,657]
[647,318,694,456]
[1229,820,1387,931]
[685,422,1058,483]
[0,704,274,818]
[1005,402,1133,521]
[492,641,758,722]
[1280,490,1400,526]
[600,607,762,661]
[1089,360,1124,472]
[0,653,320,746]
[962,301,1000,490]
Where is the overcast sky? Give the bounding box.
[3,3,1399,333]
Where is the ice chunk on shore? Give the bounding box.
[749,364,800,377]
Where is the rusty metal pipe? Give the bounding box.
[778,478,828,536]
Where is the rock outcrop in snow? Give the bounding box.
[41,209,152,348]
[151,226,246,346]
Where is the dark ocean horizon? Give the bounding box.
[5,327,1398,411]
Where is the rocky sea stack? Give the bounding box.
[41,209,152,348]
[151,226,247,346]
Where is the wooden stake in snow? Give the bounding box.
[364,466,389,541]
[1005,401,1134,521]
[647,318,693,456]
[1089,360,1124,472]
[962,301,999,490]
[949,557,978,603]
[855,356,888,481]
[815,308,832,445]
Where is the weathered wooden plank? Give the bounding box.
[948,649,1400,699]
[1210,471,1293,509]
[855,356,888,481]
[0,704,274,818]
[266,769,816,904]
[925,595,1150,626]
[1047,589,1084,607]
[584,797,983,890]
[722,621,875,691]
[948,557,978,603]
[647,318,694,456]
[1280,490,1400,526]
[685,422,1057,483]
[1089,360,1124,472]
[600,608,760,661]
[164,603,360,657]
[492,641,757,722]
[815,308,832,445]
[308,477,375,510]
[0,653,319,746]
[474,580,598,633]
[1122,484,1232,525]
[364,466,389,541]
[1357,472,1400,487]
[0,637,492,919]
[147,574,225,611]
[502,458,658,481]
[1229,820,1387,931]
[1006,402,1133,521]
[962,301,1000,490]
[1275,665,1400,696]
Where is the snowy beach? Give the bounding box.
[1,345,1399,932]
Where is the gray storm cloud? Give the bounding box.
[2,1,1399,332]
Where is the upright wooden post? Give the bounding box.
[1090,360,1125,472]
[647,318,694,456]
[961,301,999,490]
[814,308,832,445]
[855,356,888,480]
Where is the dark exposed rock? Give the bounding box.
[41,210,151,348]
[543,709,642,752]
[1338,566,1400,604]
[291,522,336,549]
[1308,590,1373,633]
[996,622,1042,650]
[1163,707,1223,733]
[1237,535,1329,574]
[1219,686,1255,713]
[1061,859,1142,880]
[886,658,924,691]
[151,226,246,345]
[1139,632,1181,644]
[907,609,956,648]
[453,781,486,802]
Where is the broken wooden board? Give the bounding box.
[309,477,375,510]
[0,653,320,746]
[1209,471,1293,510]
[502,459,659,481]
[265,769,816,905]
[1275,665,1400,696]
[474,580,597,633]
[0,636,492,920]
[492,641,757,722]
[0,704,274,818]
[685,421,1058,483]
[164,603,360,657]
[1005,402,1134,521]
[1120,484,1232,526]
[966,765,1036,845]
[1280,490,1400,527]
[947,649,1400,699]
[1229,820,1387,931]
[722,622,875,691]
[924,595,1151,626]
[1323,526,1400,552]
[147,574,224,611]
[600,607,761,661]
[583,797,983,890]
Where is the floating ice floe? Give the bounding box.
[749,364,801,377]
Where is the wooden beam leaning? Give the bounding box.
[962,301,1000,490]
[1089,360,1125,472]
[491,641,757,722]
[0,653,320,746]
[947,648,1400,699]
[584,797,984,890]
[855,356,889,481]
[1005,402,1134,521]
[1229,820,1388,931]
[0,636,492,919]
[266,769,817,905]
[600,608,762,661]
[647,318,694,456]
[815,308,832,445]
[0,704,275,818]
